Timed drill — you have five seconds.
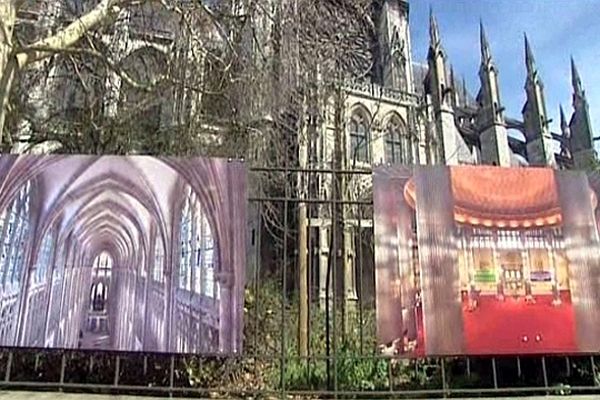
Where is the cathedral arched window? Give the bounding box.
[348,111,371,164]
[199,212,217,298]
[1,182,31,288]
[90,282,107,312]
[33,229,55,284]
[153,236,165,283]
[384,116,412,164]
[93,251,112,278]
[179,191,193,291]
[0,206,5,257]
[0,201,17,285]
[178,187,219,298]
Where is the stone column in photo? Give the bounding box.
[373,167,407,348]
[555,170,600,352]
[217,271,234,353]
[548,235,561,305]
[375,166,421,352]
[491,232,504,300]
[415,165,464,355]
[397,199,416,345]
[520,231,533,298]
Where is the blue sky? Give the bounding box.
[409,0,600,140]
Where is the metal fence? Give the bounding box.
[1,166,600,399]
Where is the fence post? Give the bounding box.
[492,357,498,389]
[541,356,549,389]
[4,351,12,382]
[591,355,598,386]
[280,165,289,396]
[59,352,66,391]
[441,358,448,397]
[113,355,120,387]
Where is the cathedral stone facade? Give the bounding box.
[333,1,595,170]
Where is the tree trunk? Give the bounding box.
[0,0,127,142]
[297,75,309,357]
[297,202,309,356]
[0,1,16,147]
[332,82,347,337]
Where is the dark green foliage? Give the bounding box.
[182,276,440,396]
[184,277,600,398]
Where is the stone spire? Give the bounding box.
[571,56,584,98]
[569,57,595,168]
[560,104,569,132]
[559,104,572,158]
[429,7,441,50]
[426,9,462,165]
[426,8,449,109]
[521,34,555,167]
[524,33,536,76]
[476,20,511,167]
[480,20,492,65]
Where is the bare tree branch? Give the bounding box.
[15,0,137,68]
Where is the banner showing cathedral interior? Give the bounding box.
[0,155,246,354]
[374,165,600,357]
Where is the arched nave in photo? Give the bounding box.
[0,155,246,354]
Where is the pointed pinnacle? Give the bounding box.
[559,104,571,139]
[429,7,440,47]
[524,33,536,75]
[480,20,492,63]
[559,104,568,129]
[571,56,583,95]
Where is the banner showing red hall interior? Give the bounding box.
[0,155,246,355]
[374,164,600,357]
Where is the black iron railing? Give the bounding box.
[0,166,599,399]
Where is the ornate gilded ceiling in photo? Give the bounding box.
[403,166,598,228]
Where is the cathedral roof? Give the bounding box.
[411,62,476,106]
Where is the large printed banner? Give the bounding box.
[0,155,246,354]
[374,164,600,357]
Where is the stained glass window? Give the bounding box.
[385,117,411,164]
[179,195,193,290]
[34,230,55,284]
[178,187,218,298]
[3,182,31,287]
[349,112,370,163]
[153,237,164,283]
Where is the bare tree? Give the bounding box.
[3,0,394,360]
[0,0,249,152]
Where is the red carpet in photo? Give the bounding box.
[462,291,577,354]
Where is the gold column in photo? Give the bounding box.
[548,232,561,305]
[492,231,503,300]
[520,231,533,299]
